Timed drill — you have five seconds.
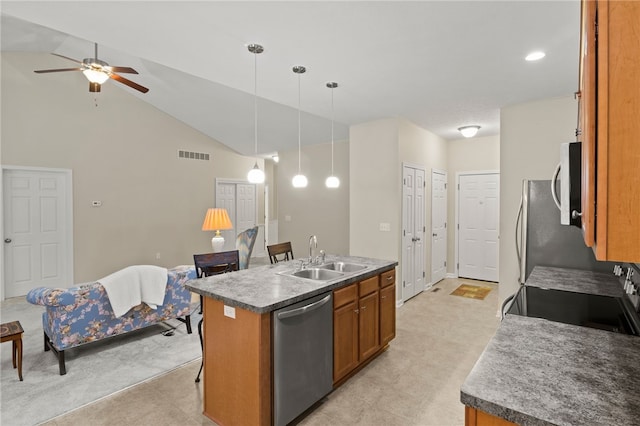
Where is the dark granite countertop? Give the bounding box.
[185,255,397,314]
[461,266,640,425]
[526,266,624,298]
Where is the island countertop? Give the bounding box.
[185,254,397,313]
[461,266,640,425]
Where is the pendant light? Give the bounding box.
[292,65,308,188]
[325,82,340,188]
[247,44,265,184]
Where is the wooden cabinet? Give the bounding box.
[333,283,359,382]
[578,0,640,262]
[380,269,396,346]
[333,268,396,384]
[358,277,380,361]
[465,407,516,426]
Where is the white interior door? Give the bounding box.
[458,173,500,282]
[402,164,426,302]
[215,180,257,252]
[3,168,73,298]
[431,170,447,284]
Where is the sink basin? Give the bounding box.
[289,268,344,281]
[506,285,640,335]
[318,262,367,273]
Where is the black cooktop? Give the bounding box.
[506,286,639,335]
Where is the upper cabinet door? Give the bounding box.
[579,0,596,248]
[579,0,640,263]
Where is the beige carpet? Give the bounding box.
[0,296,202,426]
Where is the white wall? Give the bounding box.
[447,135,500,275]
[499,95,578,302]
[349,118,400,261]
[1,52,263,282]
[275,140,350,258]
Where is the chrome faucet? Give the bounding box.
[309,235,317,264]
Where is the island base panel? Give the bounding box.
[465,406,517,426]
[203,297,272,426]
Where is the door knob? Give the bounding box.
[4,238,11,243]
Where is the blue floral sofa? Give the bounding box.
[26,265,197,375]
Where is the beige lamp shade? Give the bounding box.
[202,208,233,252]
[202,208,233,234]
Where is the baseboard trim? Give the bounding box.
[446,273,457,279]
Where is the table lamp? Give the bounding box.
[202,208,233,252]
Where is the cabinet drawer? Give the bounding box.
[359,276,379,297]
[380,269,395,288]
[334,283,357,309]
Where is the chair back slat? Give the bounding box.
[193,250,240,278]
[267,242,294,264]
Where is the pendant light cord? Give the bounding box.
[254,50,258,158]
[331,86,335,175]
[298,72,302,174]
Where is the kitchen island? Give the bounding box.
[186,254,397,426]
[461,267,640,425]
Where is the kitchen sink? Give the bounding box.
[318,262,367,273]
[289,268,344,281]
[506,285,640,335]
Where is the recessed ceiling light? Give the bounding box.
[525,51,546,61]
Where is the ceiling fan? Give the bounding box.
[34,43,149,93]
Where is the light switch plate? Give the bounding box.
[379,222,391,232]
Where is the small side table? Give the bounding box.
[1,321,24,381]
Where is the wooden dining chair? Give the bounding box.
[193,250,239,383]
[267,242,294,264]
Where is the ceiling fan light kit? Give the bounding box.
[247,43,266,184]
[34,42,149,94]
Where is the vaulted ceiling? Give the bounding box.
[1,1,580,156]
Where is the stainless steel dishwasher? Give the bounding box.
[273,291,333,426]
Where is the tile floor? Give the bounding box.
[44,277,500,426]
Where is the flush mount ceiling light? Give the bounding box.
[292,65,308,188]
[272,154,279,163]
[325,82,340,189]
[458,125,481,138]
[525,51,546,61]
[247,43,266,184]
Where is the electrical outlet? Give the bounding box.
[223,305,236,319]
[379,222,391,232]
[156,253,161,259]
[91,201,102,207]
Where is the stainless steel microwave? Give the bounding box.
[559,141,582,227]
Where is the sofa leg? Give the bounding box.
[44,333,67,375]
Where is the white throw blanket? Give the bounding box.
[98,265,168,318]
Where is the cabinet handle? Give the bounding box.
[354,309,359,314]
[381,295,386,299]
[386,276,393,281]
[361,306,366,310]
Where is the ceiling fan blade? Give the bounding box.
[51,53,82,64]
[107,66,138,74]
[110,73,149,93]
[34,68,83,74]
